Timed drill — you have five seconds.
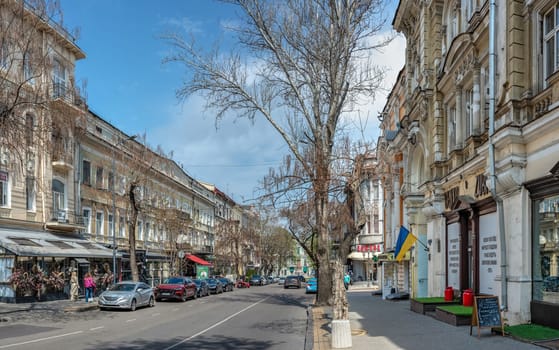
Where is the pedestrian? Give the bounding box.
[84,272,95,303]
[344,272,351,291]
[70,271,79,301]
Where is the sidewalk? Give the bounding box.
[313,284,544,350]
[0,298,97,322]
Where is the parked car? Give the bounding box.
[297,275,306,283]
[206,278,224,294]
[249,275,264,286]
[193,279,210,297]
[98,281,155,311]
[278,277,286,285]
[306,277,317,294]
[236,279,250,288]
[219,277,235,292]
[155,277,197,302]
[284,275,302,289]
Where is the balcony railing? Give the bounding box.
[51,82,86,108]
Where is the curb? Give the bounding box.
[305,305,314,350]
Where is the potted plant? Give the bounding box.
[9,269,35,297]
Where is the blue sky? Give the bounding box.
[61,1,405,203]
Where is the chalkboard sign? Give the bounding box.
[470,296,504,337]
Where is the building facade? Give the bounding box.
[382,0,559,327]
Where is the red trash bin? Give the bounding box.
[444,286,454,301]
[463,289,473,306]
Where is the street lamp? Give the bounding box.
[111,135,137,284]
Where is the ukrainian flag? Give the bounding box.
[394,226,417,262]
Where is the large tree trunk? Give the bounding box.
[315,181,332,306]
[331,259,351,348]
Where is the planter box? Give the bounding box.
[435,307,472,326]
[410,298,460,315]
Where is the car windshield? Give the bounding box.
[308,278,317,284]
[251,275,260,280]
[109,283,135,292]
[164,277,184,284]
[193,279,202,286]
[207,278,217,283]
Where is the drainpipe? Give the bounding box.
[488,0,508,311]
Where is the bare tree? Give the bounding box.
[163,1,390,345]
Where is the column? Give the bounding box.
[472,69,481,135]
[455,87,463,148]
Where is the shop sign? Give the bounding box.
[356,244,383,252]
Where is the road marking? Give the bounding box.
[126,318,136,322]
[162,296,270,350]
[0,331,83,349]
[89,326,104,331]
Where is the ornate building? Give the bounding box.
[382,0,559,327]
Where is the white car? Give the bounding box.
[98,281,155,311]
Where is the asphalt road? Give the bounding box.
[0,283,314,350]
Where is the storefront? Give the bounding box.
[0,227,118,303]
[443,171,497,297]
[525,163,559,329]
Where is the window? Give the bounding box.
[145,222,150,241]
[465,89,474,138]
[108,214,114,237]
[0,171,9,207]
[96,166,104,189]
[23,51,35,84]
[26,177,35,211]
[0,40,9,69]
[533,194,559,305]
[108,171,114,191]
[83,208,91,233]
[52,59,66,98]
[544,4,559,78]
[138,220,143,241]
[52,179,65,214]
[25,114,34,147]
[447,106,456,151]
[119,216,125,237]
[82,160,91,185]
[96,211,104,236]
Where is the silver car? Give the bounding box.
[98,281,155,311]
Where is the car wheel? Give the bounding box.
[193,290,197,299]
[130,299,137,312]
[149,296,155,307]
[156,298,161,302]
[182,293,187,302]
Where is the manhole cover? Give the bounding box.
[351,329,367,336]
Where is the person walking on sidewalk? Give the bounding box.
[70,271,79,301]
[84,272,96,303]
[344,272,351,290]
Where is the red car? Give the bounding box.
[155,277,197,302]
[236,279,250,288]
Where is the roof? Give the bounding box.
[0,227,120,258]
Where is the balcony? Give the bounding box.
[45,209,85,233]
[49,82,87,114]
[51,137,73,172]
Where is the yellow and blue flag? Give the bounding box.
[394,226,417,262]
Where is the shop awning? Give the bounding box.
[0,227,120,259]
[185,254,212,266]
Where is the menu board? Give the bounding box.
[470,296,504,337]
